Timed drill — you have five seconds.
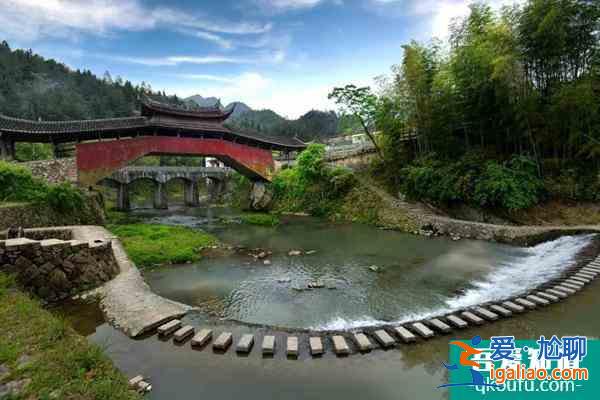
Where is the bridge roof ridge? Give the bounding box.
[141,95,234,121]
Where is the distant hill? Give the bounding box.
[186,94,339,142]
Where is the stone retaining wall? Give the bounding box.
[0,236,118,302]
[21,157,77,184]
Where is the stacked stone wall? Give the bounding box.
[0,237,118,302]
[21,158,77,184]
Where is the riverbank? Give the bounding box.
[0,273,139,399]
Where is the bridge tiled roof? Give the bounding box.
[0,115,148,134]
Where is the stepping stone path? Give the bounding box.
[473,307,498,321]
[535,292,559,302]
[374,329,396,347]
[236,334,254,353]
[554,285,576,295]
[158,320,181,336]
[411,322,434,338]
[262,336,276,355]
[173,325,194,342]
[332,336,350,355]
[287,337,298,357]
[488,305,512,317]
[191,329,212,347]
[394,326,417,342]
[560,282,582,291]
[310,337,324,356]
[213,332,233,351]
[502,301,525,313]
[514,298,536,309]
[353,333,373,352]
[428,319,452,333]
[445,315,468,328]
[545,289,569,299]
[526,295,550,306]
[461,311,484,325]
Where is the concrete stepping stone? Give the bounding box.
[236,334,254,353]
[580,267,599,274]
[514,298,536,309]
[262,335,276,355]
[473,307,499,321]
[583,264,600,269]
[173,325,194,342]
[353,333,373,352]
[553,285,576,295]
[128,375,144,389]
[310,337,324,356]
[569,276,590,285]
[445,315,468,329]
[461,311,484,325]
[502,301,525,313]
[427,318,452,333]
[545,289,569,299]
[574,274,594,282]
[564,279,584,287]
[213,332,233,351]
[332,335,350,355]
[526,295,550,306]
[488,304,512,317]
[578,271,597,278]
[411,322,435,338]
[191,329,212,347]
[535,292,559,302]
[373,329,396,348]
[560,282,582,291]
[394,326,417,342]
[287,337,298,357]
[157,319,181,336]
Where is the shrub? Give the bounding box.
[240,213,280,226]
[44,183,84,213]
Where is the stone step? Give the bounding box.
[580,267,599,274]
[373,329,396,348]
[157,319,181,336]
[569,276,590,285]
[128,375,144,389]
[583,263,600,269]
[502,301,525,313]
[578,270,597,278]
[262,335,276,355]
[287,336,299,357]
[564,279,585,287]
[574,274,595,282]
[535,292,559,302]
[526,295,550,306]
[213,332,233,351]
[473,307,499,321]
[191,329,212,347]
[445,315,468,329]
[236,334,254,353]
[488,304,512,317]
[544,289,569,299]
[460,311,484,325]
[310,337,324,356]
[353,333,373,352]
[411,322,435,338]
[173,325,194,342]
[514,298,536,309]
[427,318,452,333]
[553,285,576,295]
[332,335,350,355]
[560,282,583,291]
[394,326,417,342]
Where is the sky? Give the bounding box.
[0,0,523,119]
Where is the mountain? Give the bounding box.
[185,95,222,108]
[226,101,252,118]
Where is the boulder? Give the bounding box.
[49,269,71,291]
[249,182,273,211]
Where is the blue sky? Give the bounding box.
[1,0,522,118]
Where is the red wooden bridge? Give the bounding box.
[0,96,306,185]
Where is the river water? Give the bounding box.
[56,207,600,400]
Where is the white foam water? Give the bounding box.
[313,234,596,331]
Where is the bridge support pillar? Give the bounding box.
[116,183,130,211]
[184,181,199,207]
[208,179,225,203]
[0,137,15,160]
[154,182,168,210]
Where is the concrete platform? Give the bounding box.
[502,301,525,313]
[373,329,396,347]
[488,304,512,317]
[445,315,468,329]
[473,307,499,321]
[526,295,550,306]
[157,319,181,336]
[173,325,194,342]
[236,334,254,353]
[191,329,212,347]
[262,335,276,355]
[535,292,559,302]
[287,336,298,357]
[514,298,536,309]
[332,336,350,355]
[213,332,233,351]
[460,311,484,325]
[545,289,569,299]
[411,322,435,338]
[310,337,324,356]
[353,333,373,352]
[394,326,417,342]
[427,318,452,333]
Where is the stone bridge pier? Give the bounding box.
[103,166,231,211]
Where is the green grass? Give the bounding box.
[0,273,140,400]
[240,213,280,227]
[108,224,218,268]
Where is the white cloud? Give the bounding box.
[109,50,286,67]
[192,31,233,50]
[0,0,272,42]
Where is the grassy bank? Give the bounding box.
[108,223,218,268]
[0,274,139,400]
[240,213,280,227]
